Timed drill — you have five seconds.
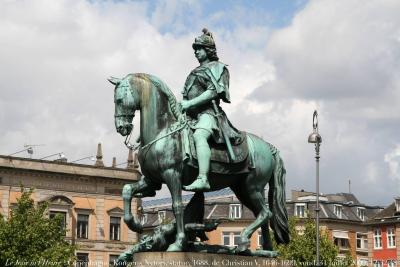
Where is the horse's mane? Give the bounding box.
[132,73,181,120]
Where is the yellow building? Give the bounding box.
[0,144,140,266]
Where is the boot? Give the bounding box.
[183,144,211,192]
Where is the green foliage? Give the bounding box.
[276,217,354,267]
[0,187,76,267]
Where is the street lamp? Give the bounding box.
[8,147,34,157]
[70,156,95,163]
[40,152,67,161]
[308,110,322,267]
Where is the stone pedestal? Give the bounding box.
[133,252,293,267]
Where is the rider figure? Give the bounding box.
[181,29,233,192]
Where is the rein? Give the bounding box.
[125,114,188,161]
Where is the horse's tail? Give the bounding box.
[268,150,290,244]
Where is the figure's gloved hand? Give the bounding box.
[179,100,192,112]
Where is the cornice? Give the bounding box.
[0,155,140,181]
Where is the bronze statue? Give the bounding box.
[180,28,239,191]
[109,29,290,263]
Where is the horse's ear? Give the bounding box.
[108,76,121,86]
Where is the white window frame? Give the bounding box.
[109,216,121,241]
[356,207,365,221]
[229,204,242,219]
[257,231,262,248]
[373,228,382,249]
[294,203,306,218]
[76,252,89,267]
[76,213,89,239]
[356,232,368,251]
[141,214,148,225]
[357,258,369,267]
[387,260,396,267]
[334,204,343,218]
[373,261,383,267]
[221,231,241,247]
[387,227,396,248]
[158,211,166,223]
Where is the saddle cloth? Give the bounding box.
[182,127,251,174]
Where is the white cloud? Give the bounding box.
[385,145,400,182]
[1,0,399,204]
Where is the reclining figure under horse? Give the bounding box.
[109,72,290,254]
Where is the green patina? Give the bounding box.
[109,29,290,263]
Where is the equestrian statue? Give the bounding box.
[109,29,290,263]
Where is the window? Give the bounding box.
[387,260,396,267]
[357,258,369,267]
[387,227,396,248]
[109,254,119,267]
[374,229,382,249]
[158,211,166,223]
[334,238,349,250]
[396,198,400,212]
[258,232,262,248]
[373,261,383,267]
[49,211,67,233]
[334,205,342,218]
[356,233,368,250]
[77,214,89,239]
[76,253,89,267]
[110,217,121,241]
[141,214,148,225]
[357,207,365,221]
[229,204,242,219]
[222,231,241,247]
[294,203,306,218]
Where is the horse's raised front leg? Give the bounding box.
[122,175,161,233]
[163,169,186,252]
[122,183,143,233]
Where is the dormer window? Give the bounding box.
[229,204,242,219]
[141,214,148,225]
[395,198,400,213]
[334,204,343,218]
[158,211,166,223]
[357,207,365,221]
[295,203,307,218]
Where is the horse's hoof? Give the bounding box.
[167,242,183,252]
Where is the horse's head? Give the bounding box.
[109,76,138,137]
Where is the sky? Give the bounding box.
[0,0,399,206]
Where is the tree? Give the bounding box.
[276,217,354,267]
[0,187,76,267]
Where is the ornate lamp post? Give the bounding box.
[308,110,322,267]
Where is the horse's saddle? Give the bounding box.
[182,127,252,174]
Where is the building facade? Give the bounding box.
[0,146,140,267]
[367,199,399,267]
[289,190,383,266]
[141,189,383,266]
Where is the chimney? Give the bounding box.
[95,143,104,167]
[112,157,117,168]
[127,149,134,170]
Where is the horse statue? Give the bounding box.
[109,73,289,255]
